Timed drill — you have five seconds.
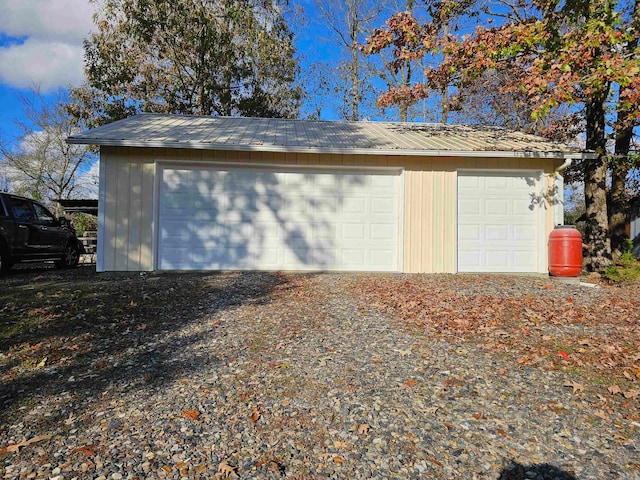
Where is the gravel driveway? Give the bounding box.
[0,269,638,479]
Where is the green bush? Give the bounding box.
[604,251,640,283]
[71,213,98,237]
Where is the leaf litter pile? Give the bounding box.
[1,267,639,479]
[352,275,640,402]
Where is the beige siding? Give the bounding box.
[99,146,560,273]
[100,147,155,271]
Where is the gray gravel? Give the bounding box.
[0,272,638,479]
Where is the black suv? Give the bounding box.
[0,193,82,273]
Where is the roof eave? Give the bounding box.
[66,137,590,160]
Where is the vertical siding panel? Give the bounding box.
[127,159,143,271]
[190,149,203,162]
[444,170,457,272]
[421,171,431,272]
[103,149,120,271]
[296,152,309,165]
[431,169,443,272]
[282,152,297,164]
[407,171,419,273]
[400,170,411,272]
[404,169,416,273]
[114,151,131,271]
[140,153,155,271]
[329,154,343,165]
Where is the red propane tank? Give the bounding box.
[548,226,583,277]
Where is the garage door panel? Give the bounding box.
[514,199,535,214]
[485,199,510,216]
[459,225,482,241]
[485,225,508,241]
[459,199,481,215]
[485,250,509,268]
[342,197,367,214]
[458,172,541,273]
[342,223,367,240]
[485,176,510,189]
[159,166,400,271]
[341,249,366,267]
[370,249,396,268]
[371,198,395,215]
[513,225,537,241]
[371,223,395,240]
[371,175,396,189]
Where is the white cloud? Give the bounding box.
[0,0,95,91]
[0,0,94,43]
[0,38,85,90]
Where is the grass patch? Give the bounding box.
[604,252,640,283]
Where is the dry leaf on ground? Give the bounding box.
[182,410,200,421]
[217,461,238,478]
[357,424,371,434]
[5,435,51,453]
[563,381,585,394]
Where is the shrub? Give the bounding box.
[71,213,98,237]
[604,251,640,283]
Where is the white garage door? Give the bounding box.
[457,171,542,273]
[157,166,400,271]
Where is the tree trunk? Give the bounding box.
[441,23,449,123]
[608,0,639,259]
[609,127,632,259]
[583,90,611,271]
[350,46,359,121]
[349,1,360,122]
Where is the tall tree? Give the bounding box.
[362,0,478,122]
[314,0,384,121]
[609,0,640,259]
[68,0,302,127]
[365,0,640,271]
[0,90,96,210]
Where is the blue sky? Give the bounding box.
[0,0,363,146]
[0,0,94,144]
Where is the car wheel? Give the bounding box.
[55,243,79,269]
[0,248,12,274]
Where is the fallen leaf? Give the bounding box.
[404,379,416,387]
[5,435,51,453]
[623,371,633,380]
[36,357,47,368]
[333,456,345,463]
[217,461,238,478]
[556,351,570,360]
[250,407,261,423]
[182,410,200,421]
[566,297,574,303]
[71,445,97,456]
[594,409,610,421]
[497,428,507,436]
[623,390,639,399]
[608,385,622,395]
[357,424,371,435]
[564,381,584,394]
[161,465,172,473]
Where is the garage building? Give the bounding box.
[67,114,589,274]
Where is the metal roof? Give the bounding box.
[67,113,587,159]
[56,199,99,215]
